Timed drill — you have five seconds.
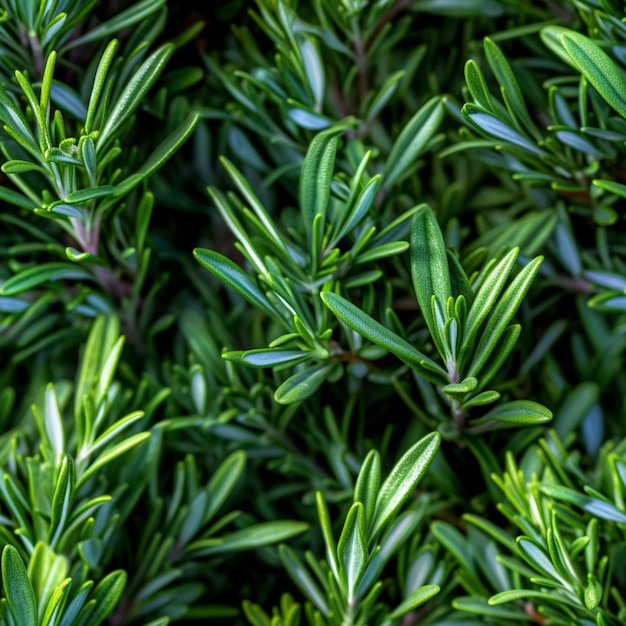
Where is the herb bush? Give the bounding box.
[1,0,626,624]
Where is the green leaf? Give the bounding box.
[57,580,93,626]
[115,113,199,196]
[471,324,520,393]
[431,521,474,571]
[388,585,440,619]
[74,315,120,423]
[316,491,340,581]
[538,485,626,523]
[278,545,329,615]
[355,241,409,265]
[87,410,145,459]
[273,363,334,405]
[94,335,125,408]
[411,204,455,359]
[287,103,332,129]
[588,291,626,312]
[337,503,367,597]
[359,511,423,595]
[299,127,342,258]
[49,455,75,547]
[412,0,505,16]
[410,205,452,344]
[461,389,500,409]
[365,70,405,120]
[65,247,103,264]
[461,248,519,355]
[42,384,64,460]
[540,26,577,68]
[87,570,126,625]
[0,185,35,209]
[516,536,563,582]
[384,96,444,188]
[452,596,525,619]
[442,377,477,400]
[1,263,91,295]
[97,43,174,151]
[40,577,71,626]
[462,104,542,155]
[242,600,271,626]
[1,160,48,174]
[464,59,494,111]
[489,588,572,606]
[205,450,246,524]
[468,400,552,431]
[64,186,115,204]
[329,174,380,249]
[592,179,626,198]
[553,383,600,438]
[64,0,166,49]
[193,249,282,324]
[84,39,118,134]
[370,432,440,539]
[483,37,540,139]
[2,545,37,625]
[188,521,309,557]
[468,256,543,378]
[321,291,447,383]
[78,432,151,486]
[219,157,290,260]
[354,450,381,531]
[561,31,626,119]
[584,573,602,610]
[463,514,517,553]
[237,348,308,368]
[27,542,68,623]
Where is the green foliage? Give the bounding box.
[243,433,441,626]
[1,0,626,624]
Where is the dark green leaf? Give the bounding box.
[87,570,126,625]
[468,400,552,431]
[468,256,543,378]
[2,545,37,625]
[65,186,115,204]
[370,432,440,539]
[592,179,626,198]
[384,96,444,188]
[337,503,367,597]
[1,160,48,175]
[464,59,494,111]
[462,104,542,155]
[115,114,199,196]
[321,291,447,382]
[484,37,540,139]
[1,263,92,295]
[410,204,452,353]
[354,450,381,531]
[561,31,626,119]
[65,0,166,49]
[355,241,409,265]
[387,585,440,619]
[273,363,334,405]
[462,248,518,354]
[204,450,246,523]
[299,127,342,256]
[49,456,75,547]
[97,44,174,150]
[188,521,309,556]
[193,249,282,324]
[539,485,626,523]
